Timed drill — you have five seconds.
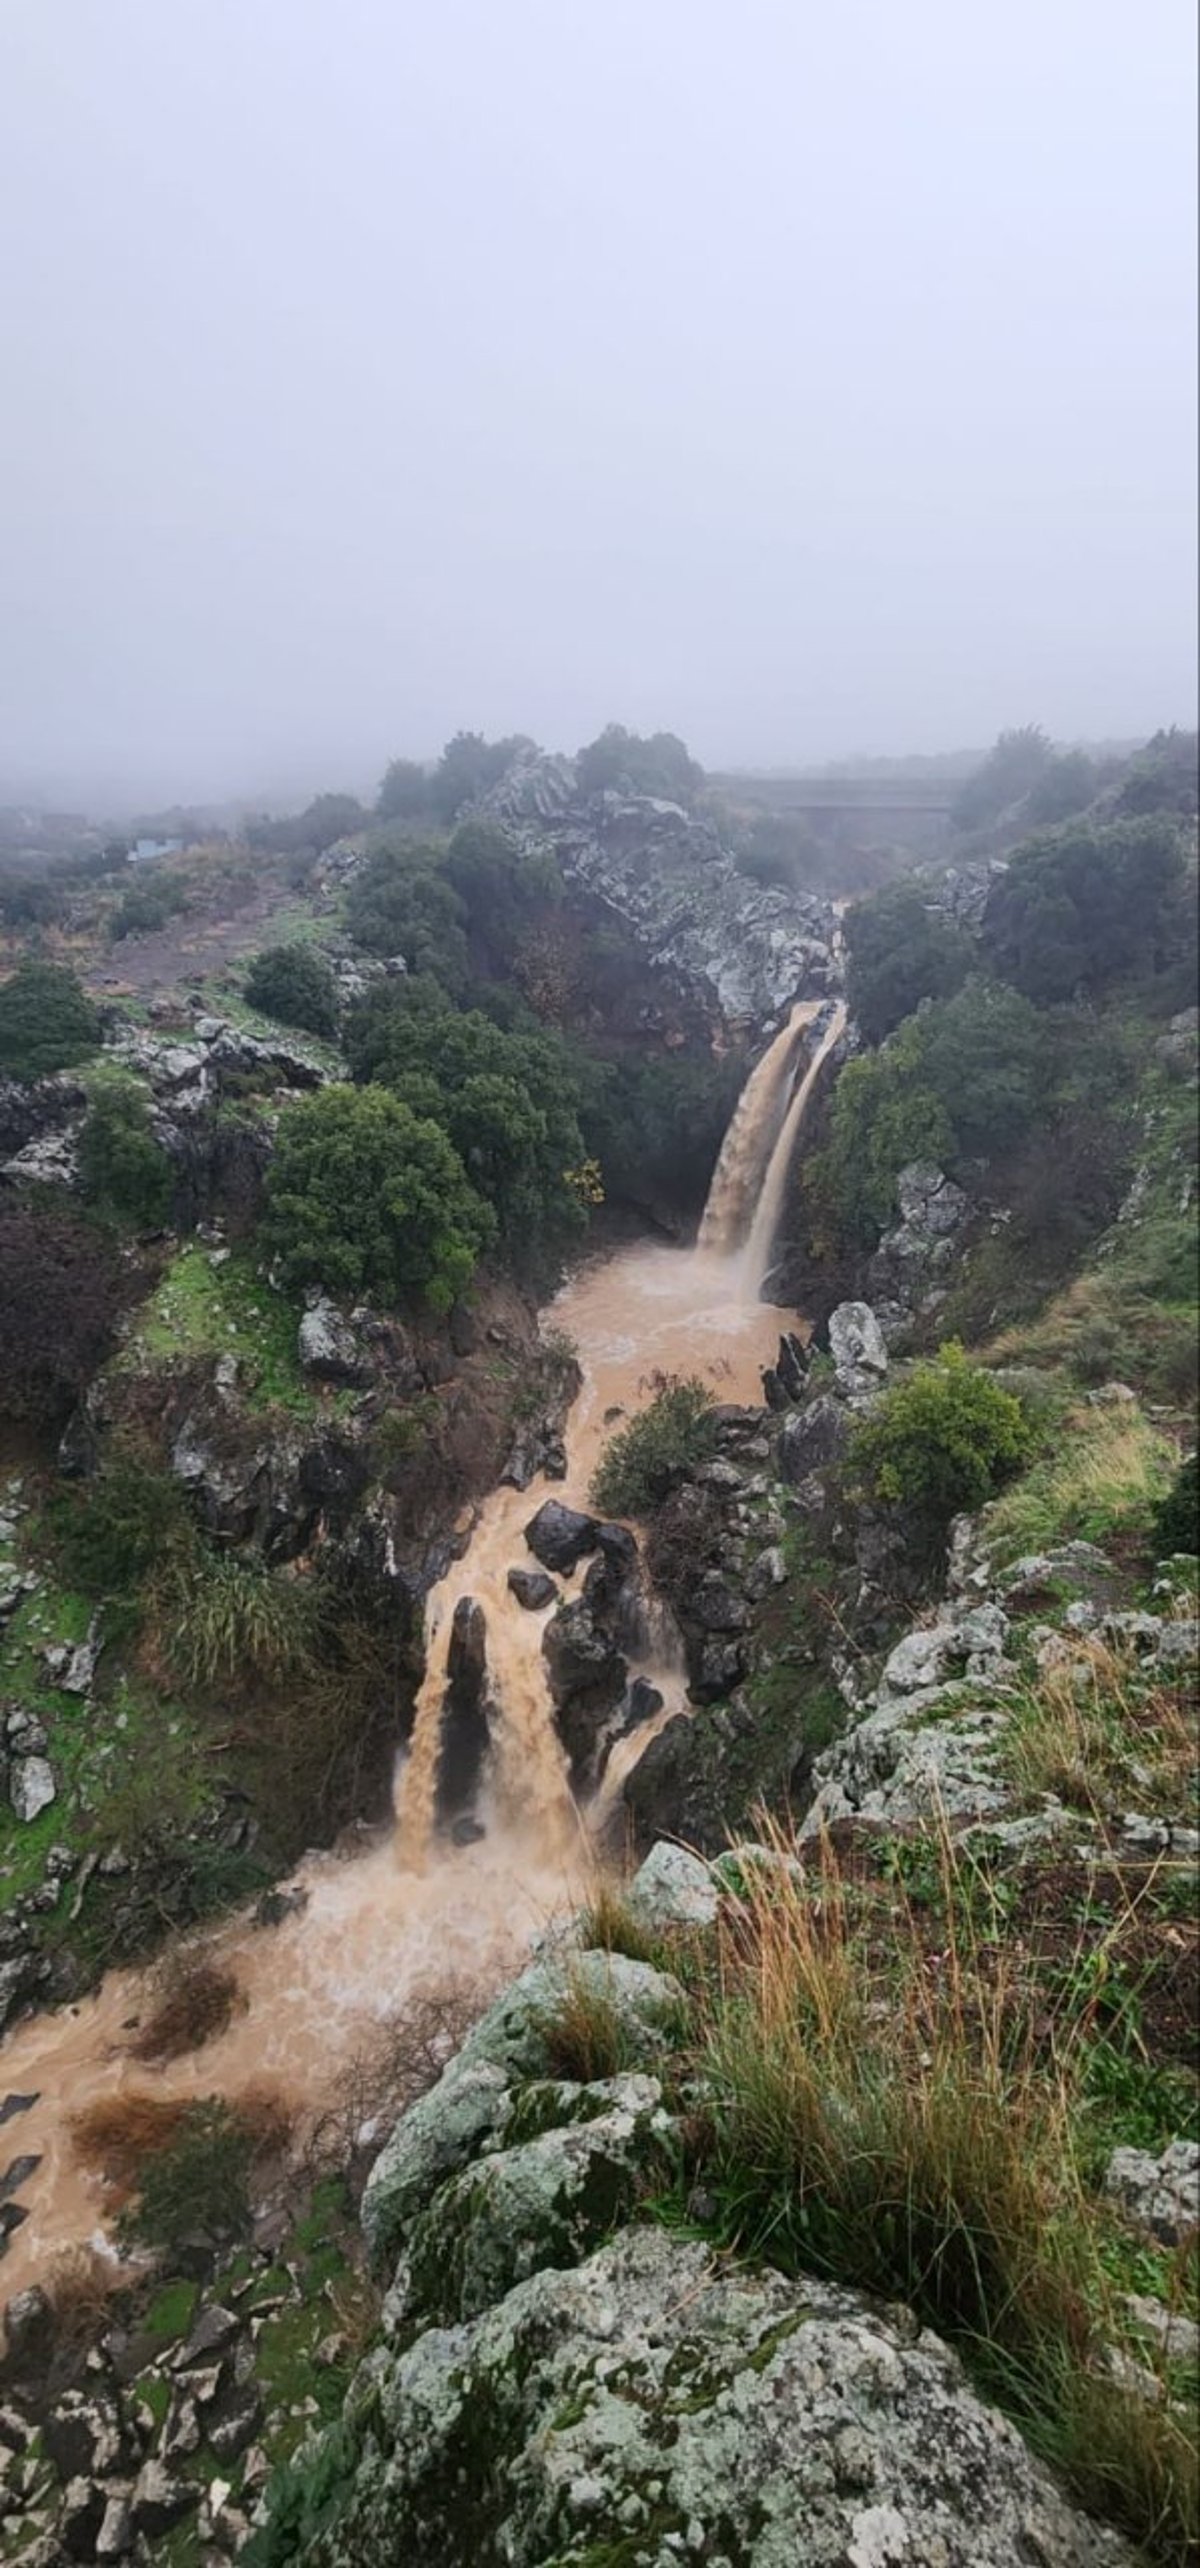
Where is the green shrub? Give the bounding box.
[851,1343,1031,1542]
[110,875,189,940]
[345,846,469,991]
[844,878,974,1045]
[244,942,338,1035]
[51,1450,192,1597]
[159,1549,316,1689]
[265,1083,494,1313]
[591,1374,717,1517]
[0,960,101,1078]
[78,1070,173,1228]
[118,2098,258,2256]
[1152,1451,1199,1560]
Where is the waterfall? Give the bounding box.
[697,1001,819,1253]
[738,1001,847,1295]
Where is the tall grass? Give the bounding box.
[1003,1633,1197,1817]
[686,1818,1197,2562]
[982,1399,1177,1561]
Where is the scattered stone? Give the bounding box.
[828,1299,889,1397]
[1104,2141,1200,2246]
[625,1842,719,1929]
[0,2154,40,2202]
[507,1566,557,1611]
[8,1758,56,1825]
[131,2457,197,2537]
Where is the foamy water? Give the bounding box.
[1,1005,839,2298]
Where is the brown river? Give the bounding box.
[0,1001,843,2298]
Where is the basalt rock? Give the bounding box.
[523,1499,599,1574]
[542,1598,628,1791]
[506,1566,558,1611]
[828,1299,889,1397]
[867,1160,971,1345]
[435,1598,492,1830]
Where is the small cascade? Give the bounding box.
[697,1001,818,1253]
[739,1001,847,1298]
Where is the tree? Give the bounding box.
[345,846,470,992]
[950,726,1053,833]
[264,1084,494,1312]
[851,1343,1031,1547]
[247,792,367,855]
[348,987,589,1262]
[377,758,433,821]
[0,960,101,1079]
[1114,728,1199,820]
[244,943,338,1036]
[0,1204,127,1423]
[1021,748,1097,827]
[575,723,702,804]
[430,731,534,824]
[982,816,1186,1002]
[110,875,190,940]
[844,880,974,1045]
[78,1071,174,1229]
[444,818,563,982]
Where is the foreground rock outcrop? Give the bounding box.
[252,1861,1137,2568]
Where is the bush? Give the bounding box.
[844,879,974,1045]
[116,2097,272,2257]
[0,960,101,1078]
[1151,1451,1198,1560]
[110,875,189,939]
[156,1548,317,1689]
[50,1450,192,1596]
[591,1374,717,1517]
[265,1082,494,1312]
[78,1070,173,1228]
[851,1343,1031,1542]
[0,1205,126,1424]
[244,942,338,1035]
[130,1955,244,2063]
[345,846,469,991]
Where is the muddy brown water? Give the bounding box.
[1,1009,837,2299]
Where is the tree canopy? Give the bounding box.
[575,723,702,805]
[982,816,1186,1002]
[264,1084,494,1313]
[844,879,974,1045]
[0,960,102,1079]
[950,726,1053,833]
[376,758,433,822]
[430,731,534,823]
[345,847,470,993]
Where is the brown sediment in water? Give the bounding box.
[0,1005,835,2297]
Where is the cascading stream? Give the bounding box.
[697,1000,818,1254]
[0,987,841,2295]
[739,1001,847,1297]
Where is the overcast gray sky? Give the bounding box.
[1,1,1195,810]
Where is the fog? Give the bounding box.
[1,0,1195,810]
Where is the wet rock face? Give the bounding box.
[828,1299,890,1397]
[542,1597,628,1791]
[523,1500,599,1574]
[479,753,839,1032]
[435,1598,492,1831]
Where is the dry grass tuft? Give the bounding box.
[128,1952,245,2064]
[1004,1635,1198,1818]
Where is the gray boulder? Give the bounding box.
[524,1500,599,1573]
[778,1392,849,1485]
[506,1566,557,1611]
[292,2227,1133,2566]
[298,1294,372,1386]
[393,2076,675,2323]
[828,1300,889,1397]
[9,1758,56,1825]
[1104,2140,1200,2246]
[625,1841,719,1929]
[362,1951,683,2269]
